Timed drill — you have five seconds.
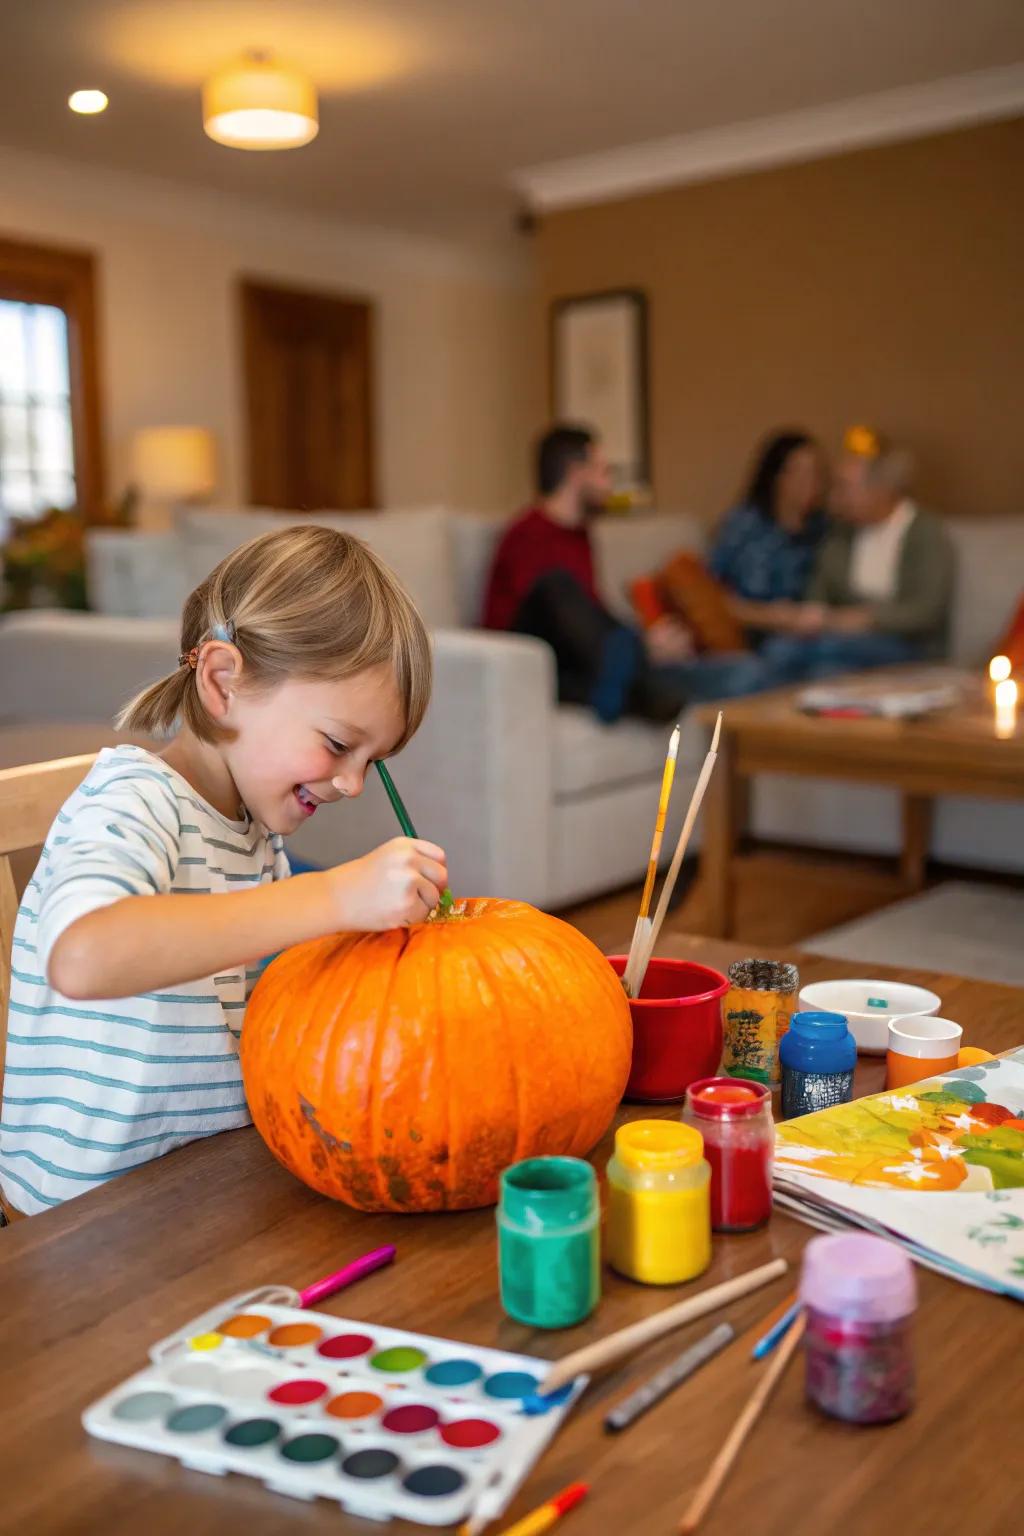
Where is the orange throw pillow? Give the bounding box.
[994,594,1024,670]
[657,552,747,653]
[629,575,671,629]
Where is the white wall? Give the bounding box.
[0,147,540,513]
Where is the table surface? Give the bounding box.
[2,936,1023,1536]
[695,667,1023,792]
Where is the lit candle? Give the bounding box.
[995,677,1017,739]
[990,654,1012,683]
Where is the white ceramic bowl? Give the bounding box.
[798,978,941,1055]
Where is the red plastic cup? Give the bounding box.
[608,955,729,1102]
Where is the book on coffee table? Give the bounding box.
[797,675,963,720]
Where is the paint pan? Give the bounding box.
[83,1288,587,1527]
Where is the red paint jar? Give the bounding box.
[683,1077,773,1232]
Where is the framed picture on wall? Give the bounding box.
[551,288,650,497]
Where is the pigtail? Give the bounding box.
[116,668,194,736]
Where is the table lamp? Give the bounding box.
[131,426,217,531]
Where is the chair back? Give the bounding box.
[0,754,97,1108]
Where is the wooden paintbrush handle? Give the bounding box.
[540,1258,787,1394]
[679,1311,806,1533]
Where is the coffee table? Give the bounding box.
[2,940,1022,1536]
[695,668,1024,939]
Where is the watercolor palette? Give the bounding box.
[83,1286,584,1526]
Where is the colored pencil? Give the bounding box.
[539,1257,786,1395]
[751,1299,802,1361]
[297,1244,396,1308]
[632,712,722,997]
[624,723,680,998]
[375,760,454,912]
[604,1322,734,1433]
[495,1482,588,1536]
[678,1313,806,1534]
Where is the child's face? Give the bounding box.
[224,664,407,834]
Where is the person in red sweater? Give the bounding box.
[483,425,768,722]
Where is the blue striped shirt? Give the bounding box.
[0,746,290,1215]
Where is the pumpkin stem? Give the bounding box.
[428,894,468,922]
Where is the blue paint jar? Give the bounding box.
[780,1011,856,1120]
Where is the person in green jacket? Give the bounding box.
[760,442,955,682]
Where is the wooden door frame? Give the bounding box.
[238,276,376,510]
[0,236,105,522]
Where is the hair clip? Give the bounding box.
[179,647,200,670]
[211,620,237,644]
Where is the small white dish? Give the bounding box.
[798,978,941,1055]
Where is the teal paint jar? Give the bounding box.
[497,1156,600,1329]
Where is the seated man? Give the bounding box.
[483,424,768,723]
[761,440,955,682]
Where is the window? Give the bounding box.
[0,301,76,525]
[0,238,103,538]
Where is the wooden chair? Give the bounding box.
[0,753,96,1221]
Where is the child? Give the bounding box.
[0,525,447,1217]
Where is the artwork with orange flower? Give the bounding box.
[776,1067,1024,1193]
[773,1054,1024,1299]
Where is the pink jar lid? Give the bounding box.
[800,1234,917,1323]
[686,1076,771,1120]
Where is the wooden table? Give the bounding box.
[696,668,1024,938]
[2,940,1022,1536]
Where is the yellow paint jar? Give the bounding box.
[606,1120,711,1285]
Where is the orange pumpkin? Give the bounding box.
[241,898,632,1212]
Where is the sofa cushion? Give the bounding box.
[592,513,705,620]
[175,507,459,629]
[945,516,1024,665]
[450,511,511,627]
[553,705,674,798]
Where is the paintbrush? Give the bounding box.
[678,1313,806,1533]
[631,712,721,998]
[375,759,454,914]
[623,722,680,998]
[538,1257,786,1396]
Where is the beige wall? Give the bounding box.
[537,117,1024,522]
[0,147,539,514]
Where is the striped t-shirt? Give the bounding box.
[0,745,290,1216]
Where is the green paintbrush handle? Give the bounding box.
[375,762,454,913]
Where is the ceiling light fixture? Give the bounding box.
[202,52,318,151]
[69,89,109,115]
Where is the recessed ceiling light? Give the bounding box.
[69,89,109,115]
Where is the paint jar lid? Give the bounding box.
[613,1119,705,1172]
[800,1234,917,1323]
[727,959,799,995]
[499,1156,597,1232]
[686,1076,772,1121]
[790,1010,850,1041]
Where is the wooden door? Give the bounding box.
[240,279,375,509]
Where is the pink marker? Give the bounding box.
[298,1245,396,1308]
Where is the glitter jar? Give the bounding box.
[722,959,799,1086]
[683,1077,774,1233]
[800,1233,916,1425]
[779,1011,856,1120]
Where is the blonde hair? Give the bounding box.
[118,525,432,746]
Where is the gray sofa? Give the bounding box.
[1,505,1022,906]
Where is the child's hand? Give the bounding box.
[335,837,449,930]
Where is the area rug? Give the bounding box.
[804,880,1024,988]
